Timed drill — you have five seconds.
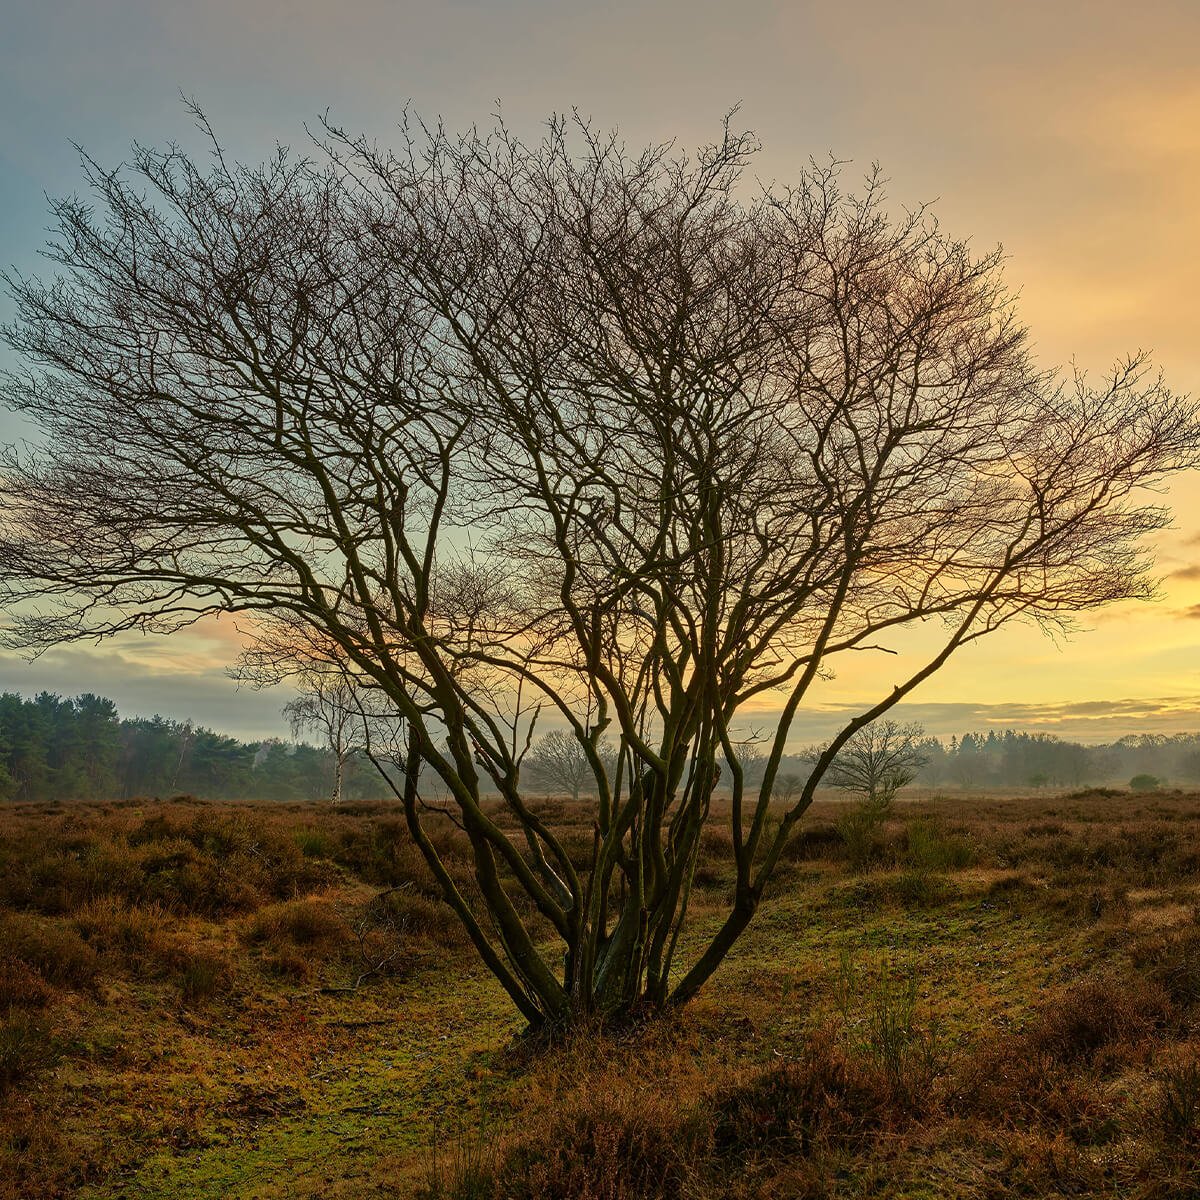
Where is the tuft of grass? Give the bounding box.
[0,912,99,989]
[1159,1058,1200,1145]
[890,868,951,908]
[420,1122,499,1200]
[838,953,950,1111]
[178,950,229,1004]
[0,1013,58,1095]
[246,897,351,950]
[294,827,334,859]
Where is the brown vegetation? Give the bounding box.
[1,790,1199,1198]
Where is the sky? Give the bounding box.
[1,0,1198,743]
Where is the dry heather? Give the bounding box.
[1,790,1199,1199]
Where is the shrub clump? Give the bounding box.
[0,957,54,1009]
[708,1031,892,1162]
[0,912,99,990]
[1023,970,1173,1063]
[247,897,350,949]
[1130,925,1200,1009]
[424,1084,696,1200]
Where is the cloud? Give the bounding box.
[1169,565,1200,581]
[0,646,295,741]
[769,695,1200,746]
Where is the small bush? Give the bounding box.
[245,897,355,982]
[953,1042,1120,1141]
[779,823,842,862]
[901,818,976,871]
[333,818,448,889]
[698,826,735,861]
[294,828,334,859]
[1131,774,1162,792]
[890,869,951,908]
[709,1030,892,1163]
[73,897,169,963]
[836,798,891,871]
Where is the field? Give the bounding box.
[2,791,1200,1199]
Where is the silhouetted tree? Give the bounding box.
[2,109,1197,1025]
[524,730,613,800]
[816,720,929,807]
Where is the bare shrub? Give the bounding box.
[5,108,1195,1025]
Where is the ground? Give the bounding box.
[2,791,1199,1198]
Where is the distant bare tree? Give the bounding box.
[282,672,360,804]
[2,107,1197,1026]
[816,720,929,808]
[525,730,611,800]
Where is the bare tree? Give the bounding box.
[816,720,929,809]
[283,671,361,804]
[2,108,1197,1026]
[525,730,611,800]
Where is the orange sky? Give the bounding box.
[1,0,1197,739]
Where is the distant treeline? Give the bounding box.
[770,729,1200,793]
[2,691,1199,803]
[0,691,386,803]
[920,729,1200,790]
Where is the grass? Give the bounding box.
[0,790,1199,1198]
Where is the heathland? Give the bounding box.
[2,789,1199,1199]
